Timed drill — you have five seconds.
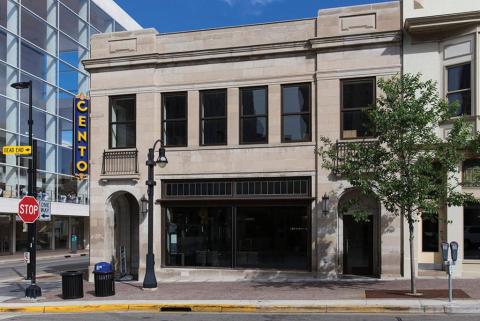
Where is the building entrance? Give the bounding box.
[0,215,11,255]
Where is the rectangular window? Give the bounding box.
[200,89,227,145]
[109,95,136,149]
[240,86,268,144]
[281,83,311,142]
[464,206,480,260]
[422,216,439,252]
[162,92,187,147]
[447,63,471,116]
[341,78,375,139]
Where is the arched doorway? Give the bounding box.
[339,189,380,277]
[109,192,140,280]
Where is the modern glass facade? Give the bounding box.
[0,0,139,255]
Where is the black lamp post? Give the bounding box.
[143,139,167,289]
[11,81,41,298]
[322,193,330,216]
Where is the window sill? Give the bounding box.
[463,259,480,264]
[100,173,140,182]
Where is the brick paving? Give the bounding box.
[2,278,480,303]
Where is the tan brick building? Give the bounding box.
[83,1,402,281]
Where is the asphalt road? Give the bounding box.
[1,313,479,321]
[0,256,88,281]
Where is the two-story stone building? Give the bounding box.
[83,2,402,281]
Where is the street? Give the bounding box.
[0,256,88,282]
[1,313,479,321]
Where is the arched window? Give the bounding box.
[463,159,480,187]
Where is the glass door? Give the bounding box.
[343,215,374,276]
[0,215,12,255]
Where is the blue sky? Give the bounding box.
[114,0,394,33]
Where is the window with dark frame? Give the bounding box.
[109,95,136,149]
[281,83,311,142]
[341,78,375,139]
[240,86,268,144]
[422,216,439,252]
[447,63,471,116]
[162,92,187,147]
[200,89,227,145]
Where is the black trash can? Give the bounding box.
[93,262,115,297]
[61,271,84,299]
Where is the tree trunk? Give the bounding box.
[409,221,416,295]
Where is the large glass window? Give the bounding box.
[422,216,438,252]
[0,62,18,98]
[110,95,136,149]
[90,2,113,33]
[166,207,232,267]
[162,92,187,147]
[281,83,311,142]
[0,96,17,131]
[58,90,73,120]
[240,86,268,144]
[447,63,471,116]
[54,216,69,249]
[464,206,480,260]
[22,0,56,24]
[20,105,46,140]
[58,146,72,175]
[58,118,72,147]
[20,8,57,54]
[59,3,87,46]
[341,78,375,139]
[60,0,87,20]
[0,164,18,198]
[59,62,87,93]
[58,175,77,203]
[0,130,17,164]
[21,41,56,82]
[59,32,87,70]
[37,221,52,250]
[0,0,18,34]
[20,73,56,110]
[200,89,227,145]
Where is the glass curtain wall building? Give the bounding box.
[0,0,140,255]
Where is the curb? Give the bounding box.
[0,303,478,314]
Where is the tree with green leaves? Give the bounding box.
[319,73,477,295]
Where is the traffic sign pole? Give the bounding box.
[25,140,41,299]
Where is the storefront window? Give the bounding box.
[71,217,84,249]
[37,221,52,250]
[465,206,480,260]
[54,216,69,249]
[422,216,438,252]
[0,214,12,255]
[166,207,232,267]
[15,220,28,252]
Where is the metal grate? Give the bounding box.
[101,150,138,175]
[164,177,310,199]
[334,140,377,174]
[463,159,480,187]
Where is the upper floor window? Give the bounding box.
[447,63,471,116]
[200,89,227,146]
[240,86,268,144]
[281,83,311,142]
[110,95,135,149]
[341,78,375,139]
[463,159,480,187]
[162,92,187,147]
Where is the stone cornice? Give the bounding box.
[83,31,400,71]
[405,11,480,35]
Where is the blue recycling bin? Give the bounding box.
[93,262,115,297]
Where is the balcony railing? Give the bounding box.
[102,149,139,176]
[334,140,378,174]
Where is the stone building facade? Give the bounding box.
[84,1,403,281]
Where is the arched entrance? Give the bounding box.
[339,189,380,277]
[109,192,140,280]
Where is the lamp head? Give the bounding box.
[10,81,31,89]
[156,146,168,168]
[322,193,330,216]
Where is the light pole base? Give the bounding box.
[142,253,157,289]
[25,284,42,299]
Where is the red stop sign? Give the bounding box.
[18,196,40,223]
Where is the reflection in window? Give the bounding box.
[464,206,480,260]
[0,62,18,98]
[58,118,72,146]
[58,175,77,203]
[166,207,232,267]
[22,0,56,23]
[422,216,438,252]
[21,41,56,82]
[20,106,47,140]
[114,22,126,32]
[59,32,87,69]
[20,73,56,110]
[58,146,72,175]
[162,92,187,147]
[90,2,113,33]
[281,83,311,142]
[463,159,480,187]
[59,3,87,46]
[201,90,227,145]
[59,62,87,93]
[60,0,87,20]
[58,90,74,120]
[341,78,375,139]
[447,63,471,116]
[110,95,136,149]
[240,87,267,144]
[54,216,69,248]
[0,96,17,131]
[20,8,57,54]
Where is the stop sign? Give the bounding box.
[18,196,40,223]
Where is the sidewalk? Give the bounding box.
[0,278,479,314]
[0,250,88,264]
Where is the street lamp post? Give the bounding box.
[143,139,167,289]
[11,81,41,298]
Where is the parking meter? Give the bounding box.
[441,242,449,262]
[450,241,459,263]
